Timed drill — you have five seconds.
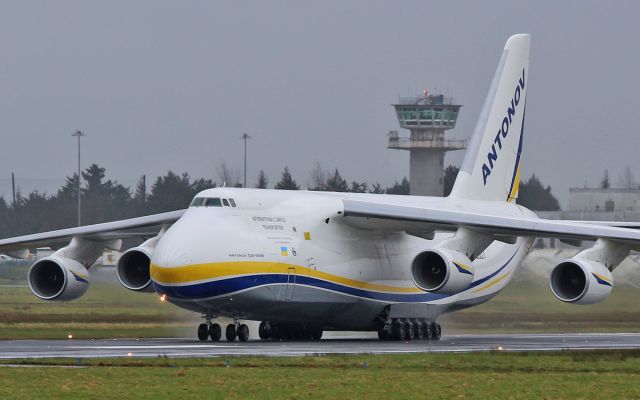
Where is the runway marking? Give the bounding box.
[68,345,241,349]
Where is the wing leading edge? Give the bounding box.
[0,210,185,253]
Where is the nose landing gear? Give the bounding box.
[209,323,222,341]
[198,313,247,342]
[197,323,209,341]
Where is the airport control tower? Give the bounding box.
[388,92,466,196]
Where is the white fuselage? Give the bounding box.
[149,188,534,330]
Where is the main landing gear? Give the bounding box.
[378,318,442,341]
[198,314,249,342]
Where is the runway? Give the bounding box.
[1,333,640,359]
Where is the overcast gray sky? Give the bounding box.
[0,0,638,207]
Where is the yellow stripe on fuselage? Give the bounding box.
[150,261,423,294]
[471,271,511,293]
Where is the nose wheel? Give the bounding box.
[197,322,222,341]
[197,323,209,341]
[209,323,222,341]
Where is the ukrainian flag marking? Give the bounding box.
[280,246,288,256]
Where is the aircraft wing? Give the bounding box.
[570,221,640,229]
[341,199,640,245]
[0,210,185,253]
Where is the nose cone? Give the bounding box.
[151,212,202,269]
[150,209,237,276]
[149,209,241,299]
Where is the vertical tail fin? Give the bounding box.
[450,34,530,202]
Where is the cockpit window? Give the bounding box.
[190,197,205,207]
[191,197,234,208]
[204,197,222,207]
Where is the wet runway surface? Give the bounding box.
[1,333,640,359]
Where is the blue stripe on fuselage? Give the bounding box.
[154,248,520,302]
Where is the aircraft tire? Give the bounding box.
[391,320,405,341]
[431,322,442,341]
[404,320,415,341]
[423,321,432,340]
[209,323,221,341]
[238,324,250,342]
[197,323,209,341]
[225,324,237,342]
[258,321,269,340]
[413,319,424,340]
[378,324,392,341]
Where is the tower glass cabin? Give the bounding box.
[388,93,466,196]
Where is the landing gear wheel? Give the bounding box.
[237,324,250,342]
[259,321,269,340]
[423,321,432,340]
[225,324,237,342]
[378,324,392,341]
[404,320,415,341]
[209,323,221,341]
[197,323,209,341]
[413,320,424,340]
[430,321,442,341]
[392,321,405,341]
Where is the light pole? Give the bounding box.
[241,133,251,188]
[71,130,86,226]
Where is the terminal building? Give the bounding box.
[388,92,466,196]
[563,187,640,221]
[536,187,640,222]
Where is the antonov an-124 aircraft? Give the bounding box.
[2,34,639,342]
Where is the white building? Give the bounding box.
[564,188,640,221]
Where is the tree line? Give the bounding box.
[0,163,559,238]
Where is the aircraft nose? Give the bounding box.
[150,222,192,269]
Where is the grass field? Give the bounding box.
[0,266,198,339]
[1,264,640,339]
[2,265,640,398]
[1,351,640,399]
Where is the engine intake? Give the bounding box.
[411,249,474,294]
[28,257,90,301]
[550,259,612,305]
[117,247,154,292]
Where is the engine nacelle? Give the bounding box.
[411,249,474,294]
[28,256,90,301]
[550,258,613,305]
[116,246,154,292]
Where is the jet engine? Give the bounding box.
[28,256,90,301]
[116,234,164,292]
[116,246,154,292]
[411,248,474,294]
[549,258,613,305]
